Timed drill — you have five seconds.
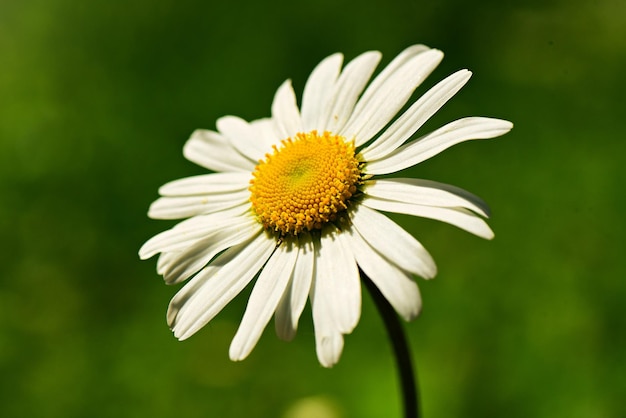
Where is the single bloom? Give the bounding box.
[140,45,512,367]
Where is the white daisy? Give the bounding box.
[140,45,512,367]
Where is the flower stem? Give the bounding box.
[361,270,420,418]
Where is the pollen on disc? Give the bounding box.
[249,131,360,235]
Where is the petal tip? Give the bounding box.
[228,345,247,362]
[138,244,152,260]
[423,264,438,280]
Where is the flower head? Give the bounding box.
[140,45,512,367]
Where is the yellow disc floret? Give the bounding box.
[250,131,361,235]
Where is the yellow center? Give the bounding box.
[249,131,361,235]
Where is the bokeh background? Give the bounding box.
[1,0,625,417]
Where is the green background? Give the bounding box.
[1,0,624,417]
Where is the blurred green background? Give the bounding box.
[1,0,625,417]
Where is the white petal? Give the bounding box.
[249,117,280,152]
[167,231,276,340]
[362,70,472,161]
[300,53,343,132]
[272,80,303,140]
[139,210,255,260]
[147,191,250,220]
[350,45,429,114]
[216,116,268,162]
[310,237,344,368]
[320,51,382,133]
[342,48,444,146]
[141,216,211,260]
[315,332,344,368]
[275,234,314,341]
[362,197,495,240]
[161,218,263,285]
[364,178,490,217]
[348,228,422,321]
[365,117,514,175]
[157,251,177,275]
[350,205,437,279]
[319,229,361,334]
[274,253,300,342]
[335,231,362,332]
[183,129,256,172]
[158,172,250,197]
[229,240,299,361]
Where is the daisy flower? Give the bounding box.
[140,44,512,367]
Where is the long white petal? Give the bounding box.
[320,51,382,133]
[362,70,472,161]
[275,234,314,341]
[364,178,490,217]
[316,229,361,334]
[167,231,276,340]
[183,129,256,172]
[347,45,429,117]
[300,53,343,132]
[272,80,303,140]
[274,248,300,342]
[229,240,299,361]
[348,228,422,321]
[157,172,250,197]
[148,191,250,220]
[321,229,361,334]
[310,237,344,368]
[216,116,268,162]
[157,251,178,275]
[342,48,444,146]
[365,117,513,175]
[139,208,252,259]
[350,205,437,279]
[362,197,494,239]
[141,216,212,260]
[161,220,263,285]
[250,117,280,152]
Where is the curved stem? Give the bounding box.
[361,270,420,418]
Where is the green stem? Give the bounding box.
[362,270,420,418]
